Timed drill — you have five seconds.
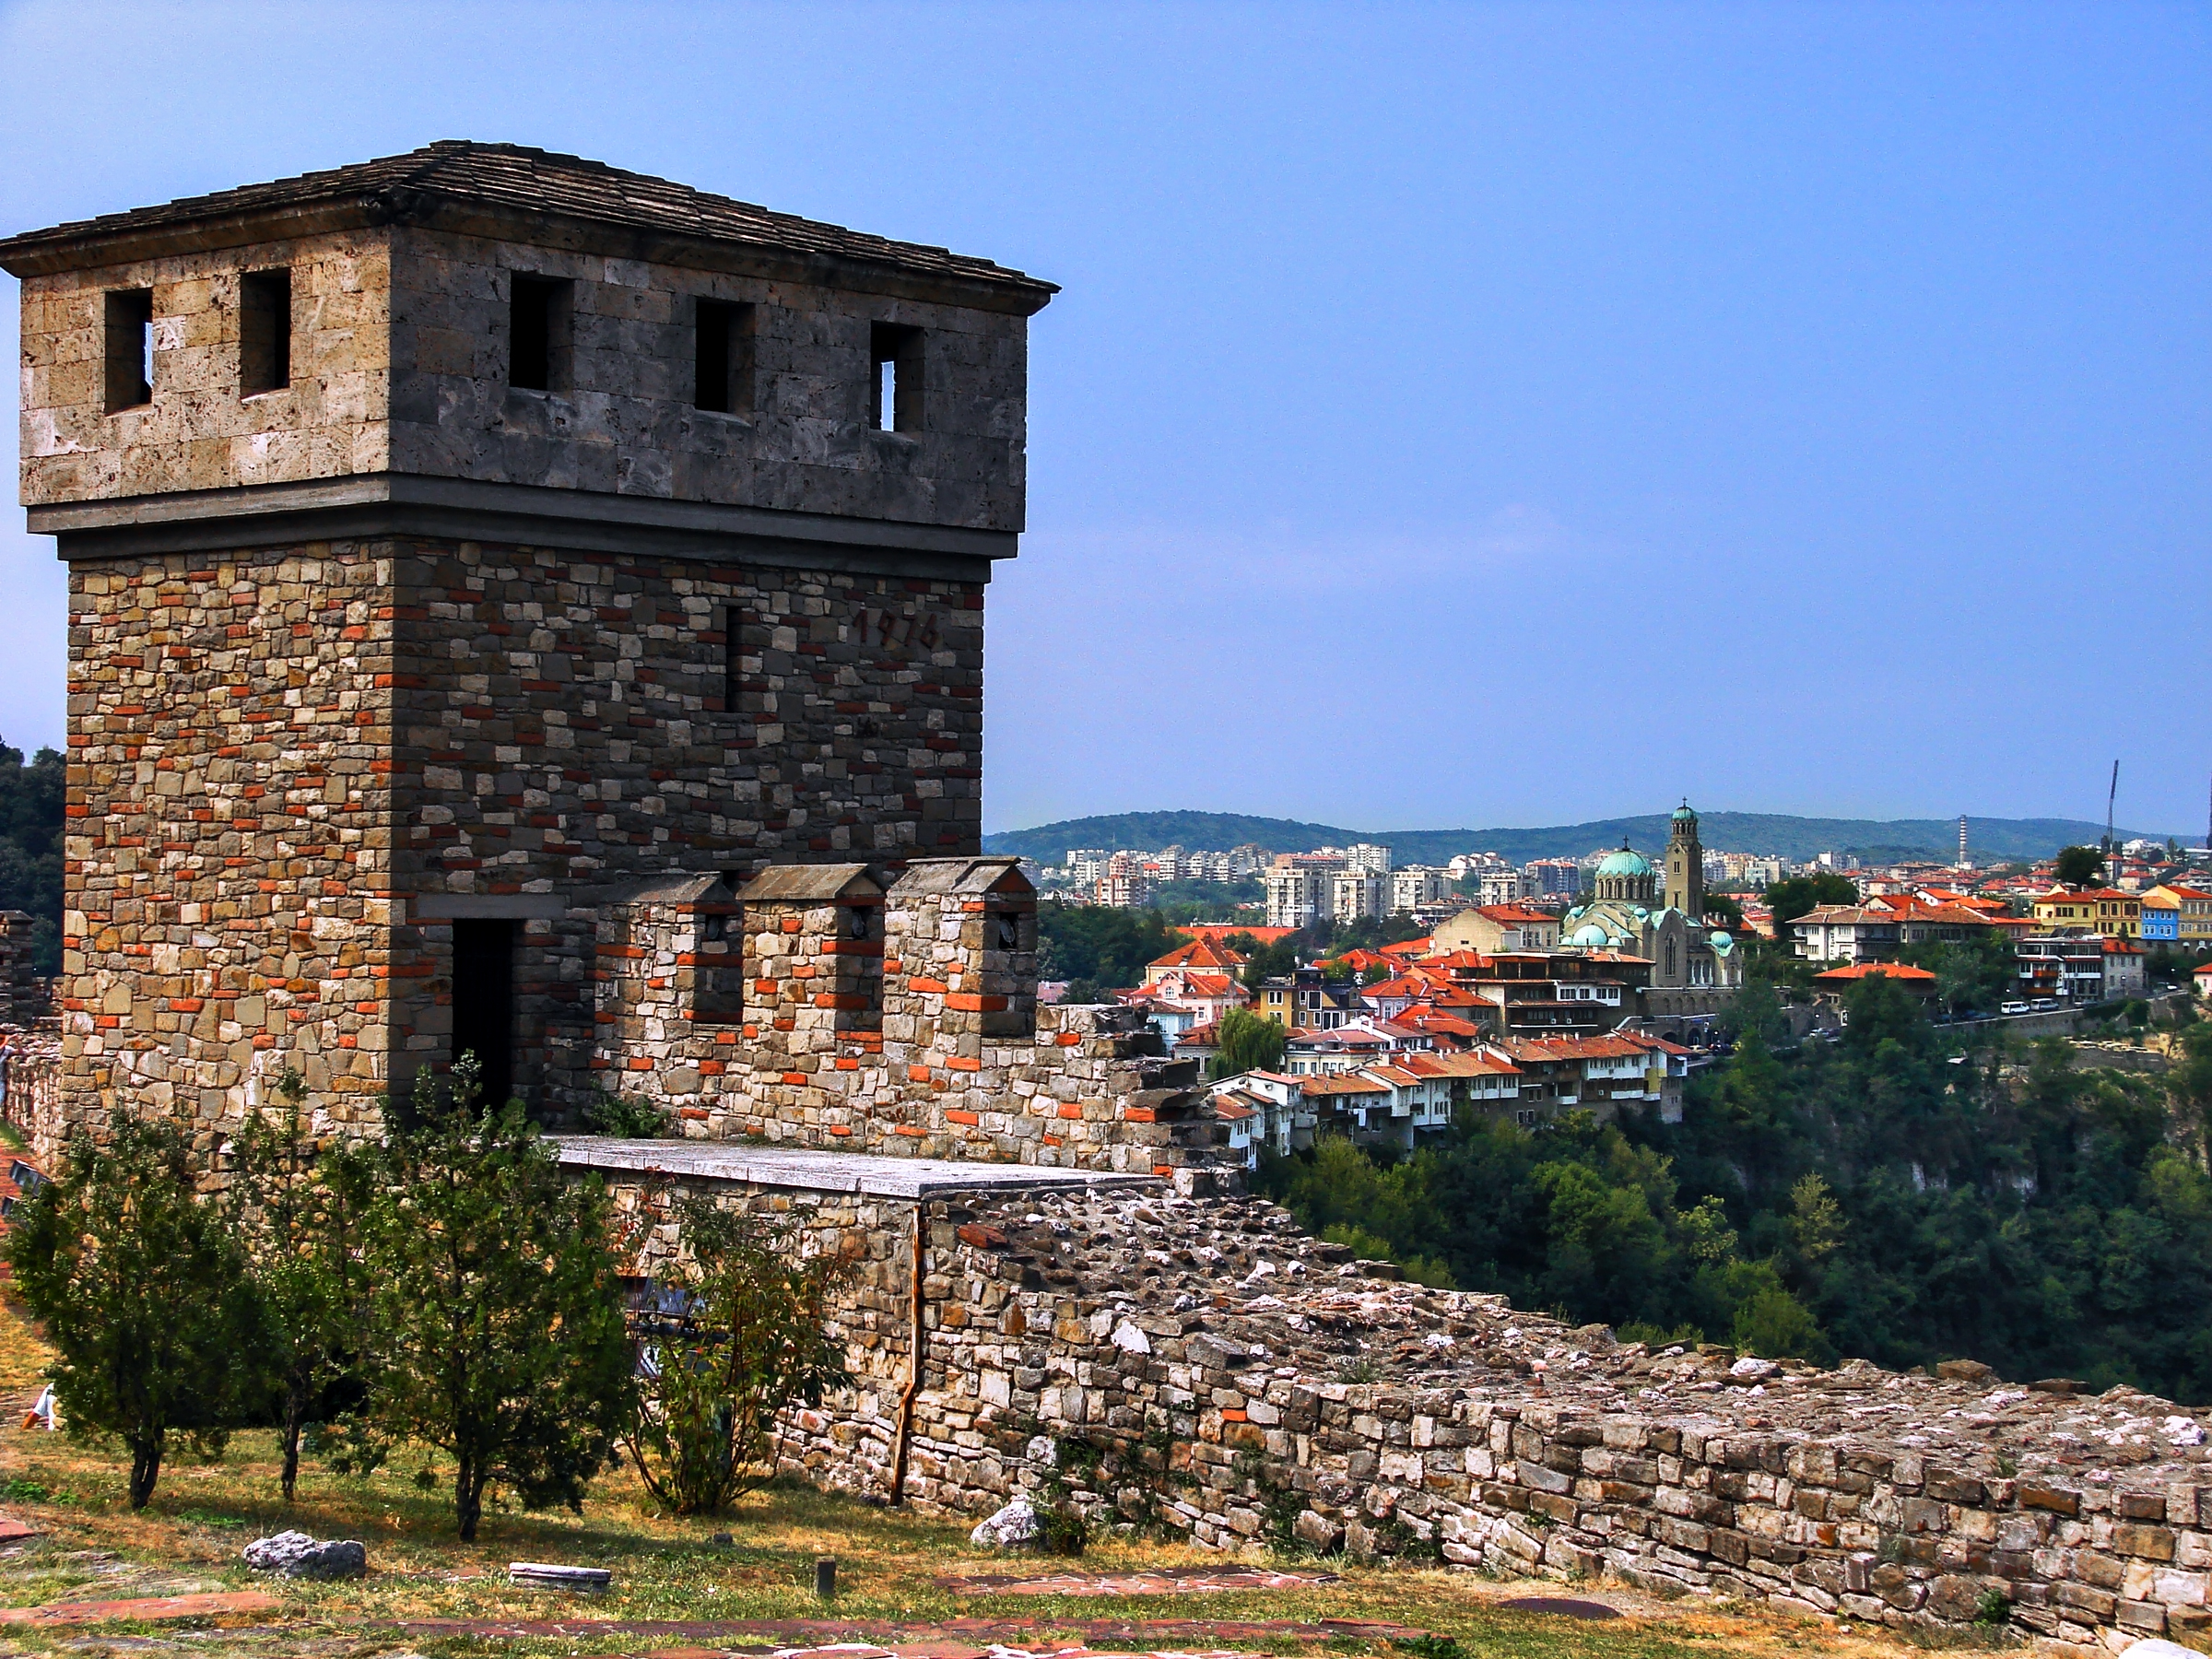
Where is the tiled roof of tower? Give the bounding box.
[0,141,1059,300]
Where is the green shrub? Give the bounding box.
[3,1115,259,1507]
[623,1196,852,1516]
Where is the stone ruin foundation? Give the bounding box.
[580,1140,2212,1656]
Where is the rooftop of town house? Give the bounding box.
[1813,962,1939,982]
[1472,905,1558,924]
[0,140,1060,306]
[1147,937,1250,973]
[1293,1074,1393,1097]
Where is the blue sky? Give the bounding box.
[1,2,2206,836]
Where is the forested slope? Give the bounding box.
[1261,978,2212,1403]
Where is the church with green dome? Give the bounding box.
[1558,803,1742,1013]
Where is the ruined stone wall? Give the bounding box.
[389,228,1031,532]
[58,546,398,1138]
[0,913,42,1027]
[1,1030,68,1167]
[606,1172,2212,1651]
[17,231,392,507]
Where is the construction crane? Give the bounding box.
[2102,760,2118,877]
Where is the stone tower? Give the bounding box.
[1665,801,1705,922]
[1,143,1054,1133]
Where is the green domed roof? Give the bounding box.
[1596,845,1653,877]
[1673,802,1699,822]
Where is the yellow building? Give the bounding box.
[2030,887,2140,938]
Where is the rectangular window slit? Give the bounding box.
[104,288,153,412]
[722,605,741,716]
[509,275,570,393]
[694,299,754,414]
[240,269,291,395]
[870,322,923,432]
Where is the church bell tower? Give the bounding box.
[1665,802,1705,922]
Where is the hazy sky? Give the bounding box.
[1,2,2206,835]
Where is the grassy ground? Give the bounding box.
[0,1301,2017,1659]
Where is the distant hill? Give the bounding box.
[982,809,2181,867]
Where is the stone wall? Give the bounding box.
[1,1030,66,1166]
[17,229,393,507]
[589,856,1212,1173]
[17,222,1030,532]
[54,530,985,1134]
[389,227,1031,532]
[0,912,41,1027]
[57,545,398,1141]
[604,1171,2212,1653]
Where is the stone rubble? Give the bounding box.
[240,1530,367,1579]
[971,1494,1041,1550]
[724,1180,2212,1653]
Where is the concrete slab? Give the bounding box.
[552,1138,1164,1201]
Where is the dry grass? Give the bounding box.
[0,1297,2018,1659]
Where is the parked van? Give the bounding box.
[2000,1000,2030,1016]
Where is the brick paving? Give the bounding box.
[936,1567,1343,1595]
[385,1614,1431,1649]
[0,1587,277,1626]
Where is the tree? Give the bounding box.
[1208,1007,1288,1079]
[1899,928,2018,1019]
[1703,891,1747,929]
[623,1196,851,1515]
[0,736,65,975]
[2054,846,2105,888]
[1764,872,1859,932]
[1035,906,1180,991]
[343,1060,635,1540]
[228,1069,372,1502]
[4,1116,259,1507]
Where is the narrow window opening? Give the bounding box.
[508,275,571,393]
[869,322,923,432]
[451,919,517,1109]
[721,605,741,716]
[104,289,154,412]
[239,269,292,396]
[693,299,754,414]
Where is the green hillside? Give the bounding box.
[983,808,2178,866]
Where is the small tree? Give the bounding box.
[1209,1007,1288,1079]
[2054,845,2105,888]
[4,1115,258,1507]
[229,1068,372,1502]
[343,1059,634,1540]
[623,1196,852,1515]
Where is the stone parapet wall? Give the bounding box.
[602,1167,2212,1652]
[591,856,1215,1173]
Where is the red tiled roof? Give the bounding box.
[1179,924,1296,945]
[1298,1074,1392,1097]
[1149,937,1248,973]
[1813,963,1938,982]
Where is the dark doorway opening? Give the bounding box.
[452,919,516,1109]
